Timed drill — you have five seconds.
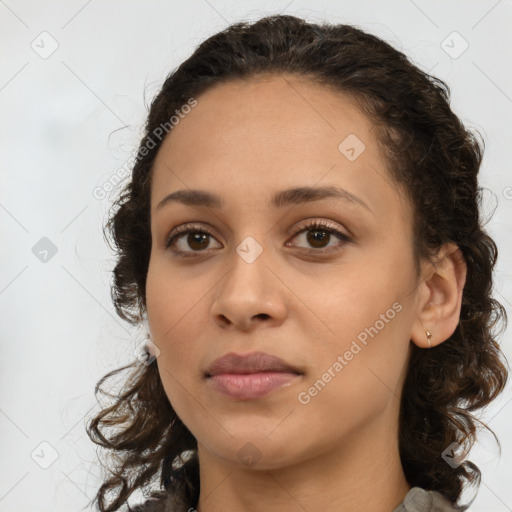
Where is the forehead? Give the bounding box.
[150,73,410,220]
[160,73,372,150]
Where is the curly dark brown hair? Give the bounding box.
[86,14,509,512]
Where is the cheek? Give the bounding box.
[146,262,205,386]
[297,259,415,394]
[291,300,412,453]
[146,257,207,338]
[150,309,207,432]
[304,300,410,398]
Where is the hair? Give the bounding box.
[86,14,509,512]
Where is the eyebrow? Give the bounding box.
[155,185,372,213]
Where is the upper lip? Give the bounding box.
[205,351,302,377]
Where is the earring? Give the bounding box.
[426,329,432,349]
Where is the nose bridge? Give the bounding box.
[210,233,287,329]
[220,235,270,302]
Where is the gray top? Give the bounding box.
[130,485,463,511]
[391,487,463,512]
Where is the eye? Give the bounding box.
[286,219,352,254]
[165,223,221,257]
[165,220,352,257]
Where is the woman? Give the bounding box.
[87,14,509,512]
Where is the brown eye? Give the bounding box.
[185,232,210,251]
[166,224,222,256]
[305,228,331,248]
[288,220,352,253]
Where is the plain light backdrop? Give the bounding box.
[1,1,511,511]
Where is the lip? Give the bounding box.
[205,351,301,376]
[208,372,300,400]
[205,351,302,400]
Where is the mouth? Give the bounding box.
[205,351,303,400]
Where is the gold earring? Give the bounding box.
[426,329,432,349]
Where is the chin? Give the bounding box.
[197,427,304,470]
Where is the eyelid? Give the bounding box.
[291,218,345,236]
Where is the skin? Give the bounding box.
[145,73,467,512]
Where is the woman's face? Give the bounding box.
[146,74,423,469]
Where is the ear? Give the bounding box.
[410,243,467,349]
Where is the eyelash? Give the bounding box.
[165,220,352,258]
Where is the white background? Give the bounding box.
[1,1,511,511]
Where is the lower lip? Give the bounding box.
[207,372,300,400]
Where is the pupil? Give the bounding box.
[188,233,209,250]
[307,229,329,248]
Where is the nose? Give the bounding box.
[209,249,288,332]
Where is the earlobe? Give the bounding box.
[410,243,467,349]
